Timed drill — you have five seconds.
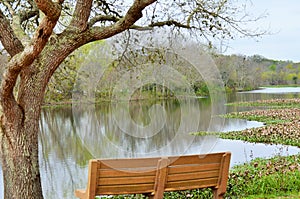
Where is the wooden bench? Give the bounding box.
[74,152,231,199]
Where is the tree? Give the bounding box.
[0,0,264,198]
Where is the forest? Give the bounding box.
[2,42,298,103]
[41,42,300,102]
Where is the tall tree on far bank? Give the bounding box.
[0,0,264,198]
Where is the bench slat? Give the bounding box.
[99,158,160,169]
[167,170,220,182]
[169,153,223,165]
[168,163,220,174]
[165,177,219,190]
[99,175,155,185]
[97,184,154,195]
[99,169,156,177]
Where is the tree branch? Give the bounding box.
[88,16,187,32]
[150,20,191,29]
[2,0,15,16]
[89,0,156,40]
[69,0,93,32]
[96,0,122,18]
[19,9,39,24]
[0,0,63,116]
[35,0,63,20]
[119,0,156,28]
[88,15,119,27]
[2,0,38,46]
[0,9,24,57]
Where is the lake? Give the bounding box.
[1,87,300,198]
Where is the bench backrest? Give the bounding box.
[75,152,231,199]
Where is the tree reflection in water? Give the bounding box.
[39,98,218,198]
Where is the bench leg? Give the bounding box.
[74,189,87,199]
[213,189,225,199]
[145,193,154,199]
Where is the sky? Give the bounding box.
[224,0,300,62]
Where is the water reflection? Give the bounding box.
[243,87,300,94]
[0,94,300,199]
[42,99,222,159]
[36,100,299,199]
[227,88,300,104]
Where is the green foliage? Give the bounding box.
[223,112,288,124]
[269,64,277,72]
[226,98,300,109]
[44,46,300,103]
[219,124,300,147]
[252,60,300,86]
[96,195,147,199]
[164,189,213,198]
[193,82,209,96]
[191,131,219,136]
[227,155,300,198]
[45,40,105,103]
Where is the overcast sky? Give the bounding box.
[224,0,300,62]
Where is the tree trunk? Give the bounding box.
[0,63,45,199]
[0,36,83,198]
[1,127,43,199]
[0,30,127,198]
[1,109,43,198]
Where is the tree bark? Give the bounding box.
[1,61,44,199]
[1,118,43,199]
[0,0,63,198]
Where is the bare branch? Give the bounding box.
[120,0,156,27]
[95,0,122,18]
[19,9,39,24]
[129,25,152,31]
[2,0,15,16]
[88,15,119,27]
[150,20,191,29]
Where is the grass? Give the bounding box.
[247,193,300,199]
[226,99,300,109]
[223,113,287,125]
[225,155,300,198]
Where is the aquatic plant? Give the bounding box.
[226,98,300,108]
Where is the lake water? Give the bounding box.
[1,87,300,198]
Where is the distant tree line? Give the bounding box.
[1,47,299,103]
[214,54,300,90]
